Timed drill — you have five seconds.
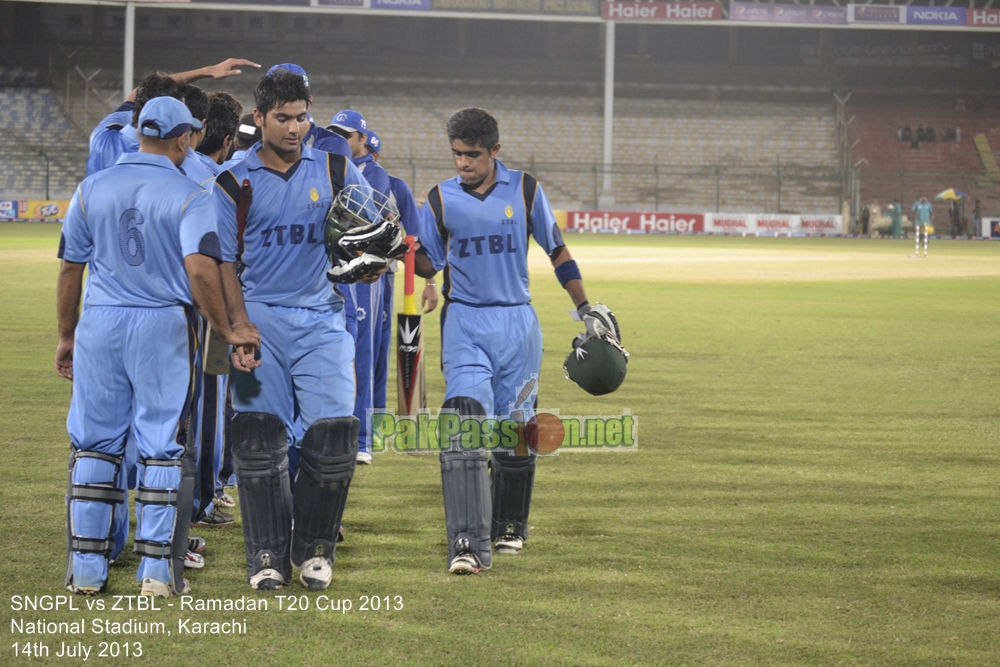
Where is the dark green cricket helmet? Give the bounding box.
[564,333,629,396]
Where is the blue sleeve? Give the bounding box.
[213,177,239,263]
[59,185,92,263]
[179,190,218,259]
[312,132,352,159]
[360,162,391,199]
[529,183,564,255]
[391,178,421,237]
[86,104,133,177]
[418,199,447,272]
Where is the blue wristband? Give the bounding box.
[555,260,582,288]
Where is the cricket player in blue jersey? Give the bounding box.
[87,59,259,177]
[172,84,239,532]
[366,132,439,425]
[220,114,260,172]
[416,108,619,574]
[195,92,242,176]
[213,72,398,591]
[264,63,351,158]
[328,111,392,464]
[57,97,260,597]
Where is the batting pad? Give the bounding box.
[491,452,536,542]
[441,449,493,570]
[291,417,359,568]
[232,412,293,585]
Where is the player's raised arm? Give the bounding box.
[172,58,261,85]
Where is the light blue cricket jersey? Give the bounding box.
[183,147,219,188]
[60,152,219,309]
[194,150,225,177]
[912,200,933,224]
[86,102,139,176]
[419,161,564,307]
[354,154,391,199]
[388,174,420,237]
[214,144,369,311]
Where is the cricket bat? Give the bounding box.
[397,235,426,415]
[203,324,231,375]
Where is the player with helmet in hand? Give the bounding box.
[415,107,625,575]
[212,71,403,591]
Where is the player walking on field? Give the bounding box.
[213,72,401,590]
[416,108,620,574]
[57,97,260,597]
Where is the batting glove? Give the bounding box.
[578,302,621,343]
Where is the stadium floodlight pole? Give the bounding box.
[601,20,615,207]
[123,2,135,100]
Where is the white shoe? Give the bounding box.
[184,551,205,569]
[140,577,190,597]
[214,491,236,509]
[448,553,482,575]
[494,534,523,555]
[66,583,102,595]
[356,451,373,465]
[249,568,287,591]
[299,557,333,590]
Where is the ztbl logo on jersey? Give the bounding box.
[505,205,514,218]
[310,188,319,203]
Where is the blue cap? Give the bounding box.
[366,130,381,155]
[267,63,309,89]
[328,109,368,135]
[138,96,203,139]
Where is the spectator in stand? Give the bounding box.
[916,126,927,142]
[926,127,936,143]
[974,200,983,236]
[901,126,913,143]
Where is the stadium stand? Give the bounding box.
[310,79,840,212]
[0,85,88,200]
[848,94,1000,228]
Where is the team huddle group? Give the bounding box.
[56,57,624,597]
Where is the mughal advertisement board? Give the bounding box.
[704,214,844,235]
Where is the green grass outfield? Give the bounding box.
[2,223,999,666]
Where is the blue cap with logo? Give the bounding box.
[366,130,381,155]
[138,96,203,139]
[267,63,310,89]
[328,109,368,135]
